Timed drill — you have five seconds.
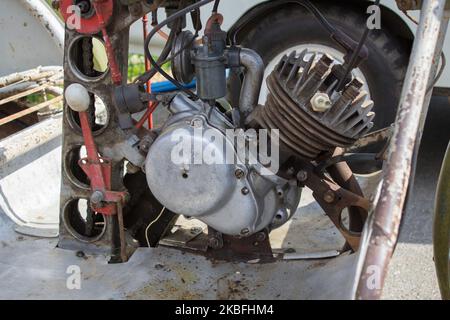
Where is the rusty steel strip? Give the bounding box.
[327,148,367,235]
[347,127,393,152]
[355,0,449,299]
[305,169,369,251]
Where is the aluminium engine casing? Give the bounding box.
[145,94,301,236]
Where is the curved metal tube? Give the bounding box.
[354,0,448,300]
[239,48,264,117]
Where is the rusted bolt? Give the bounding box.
[235,169,245,179]
[208,236,223,249]
[323,190,335,203]
[255,232,266,242]
[51,0,61,10]
[241,187,249,195]
[297,170,308,182]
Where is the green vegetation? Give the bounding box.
[128,54,171,83]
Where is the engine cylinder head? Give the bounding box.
[255,50,375,160]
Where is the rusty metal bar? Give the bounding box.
[354,0,449,299]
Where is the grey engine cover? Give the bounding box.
[145,94,301,236]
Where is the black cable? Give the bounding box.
[336,0,381,92]
[136,7,202,85]
[212,0,220,13]
[136,30,193,84]
[143,0,216,99]
[135,26,177,84]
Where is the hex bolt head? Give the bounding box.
[235,169,245,179]
[241,187,249,195]
[323,190,336,203]
[90,190,104,205]
[310,92,332,113]
[190,118,203,128]
[240,228,250,235]
[255,232,266,242]
[208,236,223,249]
[51,0,60,10]
[297,170,308,182]
[65,83,91,112]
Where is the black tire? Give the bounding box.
[237,3,410,130]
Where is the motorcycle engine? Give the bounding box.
[143,15,374,238]
[145,94,301,236]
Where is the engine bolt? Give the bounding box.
[297,170,308,182]
[191,118,203,128]
[255,232,266,242]
[241,187,249,195]
[235,169,245,179]
[311,92,332,113]
[323,190,336,203]
[51,0,60,10]
[90,190,104,205]
[208,236,223,249]
[241,228,250,235]
[190,227,202,235]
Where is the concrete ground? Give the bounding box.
[382,95,450,300]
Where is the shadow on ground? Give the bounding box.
[401,96,450,245]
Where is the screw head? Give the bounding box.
[190,118,203,128]
[240,228,250,235]
[241,187,249,195]
[235,169,245,179]
[255,232,266,242]
[323,190,336,203]
[90,190,104,205]
[297,170,308,182]
[208,236,223,249]
[51,0,60,10]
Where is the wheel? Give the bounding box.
[237,3,410,130]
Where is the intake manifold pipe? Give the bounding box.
[238,48,264,117]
